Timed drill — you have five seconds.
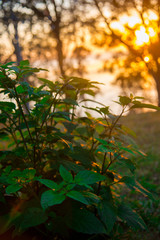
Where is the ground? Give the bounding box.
[121,111,160,240]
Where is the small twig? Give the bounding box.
[97,152,107,195]
[39,79,71,131]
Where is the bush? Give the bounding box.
[0,61,158,239]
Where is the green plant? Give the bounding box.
[0,61,159,239]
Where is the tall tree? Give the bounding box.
[88,0,160,105]
[0,0,23,63]
[0,0,91,77]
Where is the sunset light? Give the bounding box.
[144,56,150,62]
[148,27,156,37]
[135,26,150,46]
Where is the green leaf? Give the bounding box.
[22,168,36,179]
[14,207,48,230]
[96,145,114,153]
[82,192,100,204]
[98,201,116,232]
[1,61,16,67]
[8,66,19,73]
[118,203,146,230]
[63,121,77,133]
[41,190,65,210]
[118,157,136,173]
[133,96,144,100]
[69,147,92,168]
[120,176,153,199]
[131,103,160,110]
[19,60,30,66]
[66,191,89,205]
[4,165,12,174]
[6,184,22,194]
[66,184,76,191]
[38,179,58,190]
[38,78,55,90]
[63,98,78,105]
[59,165,73,182]
[0,113,7,124]
[16,85,28,94]
[59,160,85,173]
[50,111,71,121]
[119,146,137,156]
[96,138,112,146]
[66,208,106,234]
[82,106,102,115]
[0,102,16,111]
[119,96,131,106]
[100,107,110,115]
[74,170,106,185]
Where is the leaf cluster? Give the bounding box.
[0,61,158,239]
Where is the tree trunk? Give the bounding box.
[151,66,160,107]
[12,19,30,112]
[56,35,65,76]
[51,19,65,77]
[12,20,23,63]
[154,77,160,107]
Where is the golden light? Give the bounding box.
[144,56,150,62]
[148,27,156,37]
[135,26,149,46]
[146,10,158,21]
[120,15,141,28]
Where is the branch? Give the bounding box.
[93,0,142,58]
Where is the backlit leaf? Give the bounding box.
[67,191,89,205]
[120,176,153,199]
[118,203,146,230]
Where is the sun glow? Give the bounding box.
[148,27,156,37]
[144,56,150,62]
[135,26,149,46]
[134,25,157,46]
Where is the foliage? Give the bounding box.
[0,61,159,239]
[90,0,160,105]
[0,0,90,76]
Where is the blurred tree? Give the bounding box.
[0,0,91,77]
[90,0,160,106]
[0,0,54,64]
[0,0,23,63]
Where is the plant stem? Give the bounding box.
[39,79,71,131]
[14,85,34,143]
[97,152,107,195]
[105,152,122,171]
[2,110,30,156]
[108,107,125,138]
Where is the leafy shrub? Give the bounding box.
[0,61,159,239]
